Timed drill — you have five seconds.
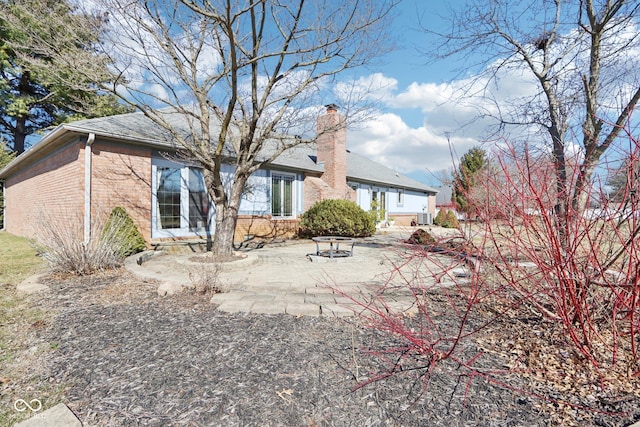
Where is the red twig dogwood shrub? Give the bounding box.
[333,230,516,398]
[475,138,640,369]
[337,132,640,417]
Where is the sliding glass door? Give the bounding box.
[153,161,212,238]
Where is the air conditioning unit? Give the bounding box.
[417,213,432,225]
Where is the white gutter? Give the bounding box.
[83,133,96,244]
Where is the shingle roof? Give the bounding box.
[1,110,437,194]
[63,110,180,146]
[346,150,437,193]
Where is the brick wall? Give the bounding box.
[3,138,154,244]
[235,215,299,242]
[316,105,350,199]
[309,105,356,206]
[91,140,152,242]
[4,141,85,239]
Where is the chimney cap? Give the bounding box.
[325,103,339,112]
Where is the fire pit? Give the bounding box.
[311,236,356,258]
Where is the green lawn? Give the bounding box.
[0,231,45,285]
[0,232,61,425]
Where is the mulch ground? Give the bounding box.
[18,269,640,426]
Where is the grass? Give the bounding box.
[0,231,45,285]
[0,231,64,425]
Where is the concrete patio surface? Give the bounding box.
[125,227,466,317]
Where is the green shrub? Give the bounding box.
[103,207,147,256]
[299,199,375,237]
[369,198,386,223]
[434,209,460,228]
[445,210,460,229]
[434,209,447,226]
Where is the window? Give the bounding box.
[188,169,209,229]
[157,167,182,229]
[271,174,294,217]
[398,189,404,207]
[153,162,211,237]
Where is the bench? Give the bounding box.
[311,236,356,258]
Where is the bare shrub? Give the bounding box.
[187,263,225,295]
[475,139,640,369]
[344,132,640,419]
[35,210,135,275]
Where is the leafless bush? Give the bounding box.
[343,131,640,420]
[187,263,225,295]
[35,210,133,275]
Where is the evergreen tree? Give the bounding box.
[0,140,16,227]
[0,0,129,154]
[606,157,640,203]
[453,147,487,214]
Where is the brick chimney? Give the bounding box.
[316,104,347,194]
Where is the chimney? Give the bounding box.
[317,104,347,194]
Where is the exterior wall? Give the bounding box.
[239,168,304,217]
[235,216,299,242]
[3,128,436,246]
[239,168,270,215]
[303,175,356,211]
[91,140,153,242]
[4,141,85,239]
[352,183,436,221]
[4,138,153,243]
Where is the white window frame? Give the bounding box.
[151,159,213,238]
[270,171,296,218]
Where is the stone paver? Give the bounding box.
[126,228,455,317]
[15,403,81,427]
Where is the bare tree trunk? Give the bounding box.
[14,115,26,155]
[207,170,249,256]
[211,206,239,256]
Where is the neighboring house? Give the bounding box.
[435,185,456,212]
[0,106,437,244]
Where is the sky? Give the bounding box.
[350,0,640,188]
[58,0,638,189]
[344,0,486,187]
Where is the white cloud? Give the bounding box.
[347,113,478,175]
[334,73,399,106]
[344,64,547,178]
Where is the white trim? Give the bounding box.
[151,158,214,239]
[270,170,297,219]
[83,133,95,244]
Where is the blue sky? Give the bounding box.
[345,0,640,187]
[344,0,488,186]
[72,0,638,188]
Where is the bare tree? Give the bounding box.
[68,0,395,256]
[424,0,640,246]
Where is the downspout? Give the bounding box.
[84,133,96,245]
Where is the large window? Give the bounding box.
[157,167,182,229]
[271,174,294,217]
[188,168,209,229]
[153,162,211,237]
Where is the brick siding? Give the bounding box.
[91,140,152,242]
[3,139,153,243]
[4,141,85,239]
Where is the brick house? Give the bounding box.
[0,106,437,244]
